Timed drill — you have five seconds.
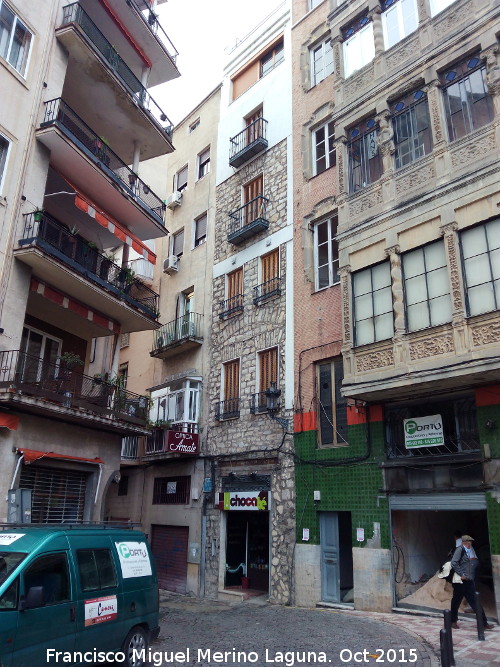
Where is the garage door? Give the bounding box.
[151,525,189,593]
[19,464,88,523]
[389,493,486,511]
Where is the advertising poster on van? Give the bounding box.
[0,533,24,545]
[403,414,444,448]
[84,595,118,626]
[115,541,152,578]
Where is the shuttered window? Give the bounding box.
[173,229,184,257]
[244,176,263,226]
[19,465,88,523]
[262,249,279,284]
[244,175,263,204]
[246,108,263,145]
[194,213,207,247]
[259,348,278,392]
[175,165,188,192]
[227,268,243,300]
[224,359,240,401]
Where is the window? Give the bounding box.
[19,325,62,383]
[223,359,240,403]
[348,118,382,192]
[317,358,348,447]
[243,174,263,226]
[174,165,188,192]
[197,147,210,179]
[260,39,284,78]
[172,228,184,257]
[189,118,200,133]
[0,2,32,76]
[429,0,457,16]
[313,121,335,175]
[262,248,279,284]
[227,267,243,310]
[77,550,117,591]
[342,16,374,78]
[258,347,278,392]
[0,133,10,192]
[403,240,452,331]
[194,212,207,247]
[245,107,263,145]
[24,554,70,606]
[314,216,339,289]
[117,363,128,388]
[381,0,418,50]
[119,332,129,349]
[460,218,500,316]
[311,39,334,86]
[391,89,432,169]
[353,262,393,345]
[150,379,201,429]
[308,0,323,9]
[441,56,494,142]
[153,476,190,504]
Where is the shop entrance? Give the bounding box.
[319,511,354,604]
[225,511,269,591]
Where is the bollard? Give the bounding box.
[443,609,456,666]
[440,629,451,667]
[475,591,485,641]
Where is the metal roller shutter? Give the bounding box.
[19,464,88,523]
[389,493,486,511]
[151,524,189,593]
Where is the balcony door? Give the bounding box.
[246,108,263,146]
[19,326,62,382]
[179,291,194,338]
[243,175,263,226]
[223,359,240,413]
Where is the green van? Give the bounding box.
[0,525,160,667]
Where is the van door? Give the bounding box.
[14,552,76,666]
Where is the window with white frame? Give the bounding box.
[429,0,457,16]
[197,147,210,180]
[308,0,323,9]
[174,165,188,192]
[0,133,10,193]
[310,38,334,86]
[313,120,335,175]
[172,228,184,258]
[403,240,452,331]
[194,212,207,248]
[150,379,200,430]
[391,89,432,169]
[314,216,339,290]
[0,1,32,76]
[342,15,374,78]
[460,218,500,317]
[189,118,200,133]
[381,0,418,50]
[353,262,393,345]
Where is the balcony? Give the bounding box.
[227,196,269,245]
[15,212,160,333]
[253,277,282,305]
[36,98,167,238]
[250,391,281,414]
[57,3,173,161]
[215,398,240,421]
[229,118,268,168]
[144,423,200,458]
[150,313,203,359]
[0,350,149,429]
[218,295,244,320]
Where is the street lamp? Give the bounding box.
[265,382,289,430]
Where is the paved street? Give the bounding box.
[151,595,436,667]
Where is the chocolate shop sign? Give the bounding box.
[165,430,199,455]
[218,491,269,511]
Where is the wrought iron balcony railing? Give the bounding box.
[218,295,244,320]
[227,196,269,244]
[40,98,165,224]
[121,435,140,458]
[61,3,173,132]
[20,212,160,320]
[229,117,268,168]
[153,313,203,350]
[253,277,282,305]
[0,350,149,425]
[215,398,240,421]
[127,0,178,63]
[250,390,281,414]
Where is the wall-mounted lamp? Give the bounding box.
[485,419,496,430]
[265,382,289,430]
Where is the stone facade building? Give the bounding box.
[0,0,178,523]
[204,3,296,604]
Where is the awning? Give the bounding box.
[17,448,104,465]
[0,413,19,430]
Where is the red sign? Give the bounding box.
[165,430,199,455]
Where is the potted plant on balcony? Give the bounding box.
[33,208,44,223]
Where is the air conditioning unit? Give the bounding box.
[165,190,182,210]
[163,255,179,274]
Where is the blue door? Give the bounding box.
[320,512,340,603]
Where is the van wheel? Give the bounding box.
[122,626,148,667]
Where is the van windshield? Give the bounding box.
[0,552,27,585]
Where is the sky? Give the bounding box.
[153,0,284,125]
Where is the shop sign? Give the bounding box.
[84,595,118,626]
[165,430,199,455]
[404,414,444,448]
[218,491,269,511]
[115,541,152,578]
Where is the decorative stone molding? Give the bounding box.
[426,81,445,146]
[348,186,383,217]
[395,161,435,197]
[339,265,352,346]
[409,334,454,360]
[369,7,384,57]
[385,246,405,336]
[332,36,343,80]
[432,0,468,34]
[450,128,496,169]
[377,111,395,158]
[386,35,419,72]
[355,348,394,372]
[416,0,430,23]
[440,222,465,321]
[336,136,347,197]
[471,322,500,347]
[345,64,375,100]
[305,197,337,224]
[482,46,500,97]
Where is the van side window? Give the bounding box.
[0,579,18,610]
[24,553,70,606]
[77,549,117,591]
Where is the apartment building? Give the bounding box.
[106,86,221,596]
[203,3,295,603]
[0,0,178,523]
[302,0,499,616]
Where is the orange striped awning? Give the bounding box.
[17,448,104,465]
[0,413,19,430]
